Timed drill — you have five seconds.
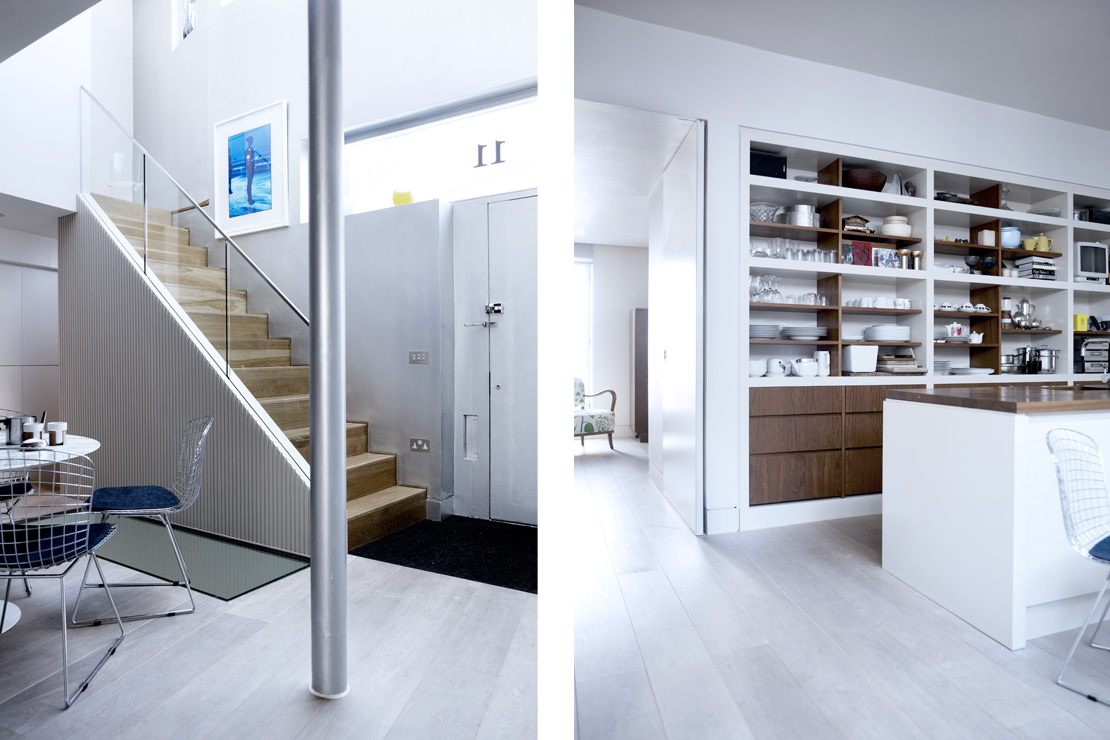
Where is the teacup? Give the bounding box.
[959,302,975,312]
[876,296,895,309]
[895,298,910,309]
[1022,238,1037,251]
[974,303,991,312]
[940,302,955,311]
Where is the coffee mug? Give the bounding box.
[813,351,831,377]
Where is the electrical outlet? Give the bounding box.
[410,438,431,452]
[409,351,430,364]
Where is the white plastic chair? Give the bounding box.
[1045,428,1110,705]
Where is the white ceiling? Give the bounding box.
[575,100,694,247]
[0,0,102,64]
[0,193,69,239]
[575,0,1110,132]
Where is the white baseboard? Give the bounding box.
[613,425,634,438]
[648,461,663,495]
[741,494,882,531]
[426,495,454,521]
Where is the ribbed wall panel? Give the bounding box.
[58,198,311,556]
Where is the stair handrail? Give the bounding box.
[79,86,308,327]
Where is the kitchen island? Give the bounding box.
[883,386,1110,649]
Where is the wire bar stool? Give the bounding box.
[72,415,213,625]
[0,449,125,707]
[1046,428,1110,705]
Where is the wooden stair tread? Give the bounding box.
[258,393,309,404]
[347,486,426,519]
[345,452,395,469]
[284,421,364,442]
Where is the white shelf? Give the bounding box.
[748,257,926,281]
[748,175,926,212]
[931,271,1068,290]
[932,202,1069,232]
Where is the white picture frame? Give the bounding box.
[213,101,289,237]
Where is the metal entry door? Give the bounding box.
[453,192,538,525]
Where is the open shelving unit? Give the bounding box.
[742,129,1110,509]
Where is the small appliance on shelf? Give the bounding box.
[1075,241,1110,284]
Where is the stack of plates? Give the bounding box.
[863,324,911,342]
[750,324,780,339]
[933,360,951,375]
[939,335,970,343]
[950,367,995,376]
[781,326,828,341]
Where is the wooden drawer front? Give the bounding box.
[845,447,882,496]
[845,384,923,413]
[750,415,841,454]
[845,413,882,449]
[750,387,842,417]
[750,451,842,506]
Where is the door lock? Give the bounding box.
[485,303,503,314]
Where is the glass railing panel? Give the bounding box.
[226,240,309,402]
[143,159,231,365]
[81,92,147,265]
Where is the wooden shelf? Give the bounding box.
[749,339,838,345]
[842,231,922,246]
[842,307,922,316]
[749,221,839,242]
[1000,247,1063,259]
[842,341,922,347]
[1001,329,1063,335]
[749,302,838,313]
[934,342,1000,348]
[933,310,999,318]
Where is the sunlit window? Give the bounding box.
[301,98,535,222]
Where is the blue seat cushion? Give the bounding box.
[0,481,32,502]
[0,522,115,570]
[92,485,180,513]
[1090,535,1110,563]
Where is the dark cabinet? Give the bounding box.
[749,385,921,506]
[631,308,648,441]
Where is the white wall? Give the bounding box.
[588,243,647,435]
[132,0,538,314]
[575,7,1110,530]
[0,228,61,420]
[0,0,132,211]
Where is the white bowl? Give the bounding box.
[883,215,909,224]
[794,363,819,377]
[880,224,912,237]
[748,360,766,377]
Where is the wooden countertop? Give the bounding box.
[885,386,1110,414]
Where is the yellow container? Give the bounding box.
[1075,314,1090,331]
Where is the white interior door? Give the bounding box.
[453,191,538,526]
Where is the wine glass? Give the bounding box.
[964,255,981,274]
[999,185,1013,211]
[980,256,997,275]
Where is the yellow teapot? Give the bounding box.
[1035,233,1053,252]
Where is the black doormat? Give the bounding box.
[350,516,537,594]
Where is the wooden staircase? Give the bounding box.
[92,194,426,549]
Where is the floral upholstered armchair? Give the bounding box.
[574,378,616,449]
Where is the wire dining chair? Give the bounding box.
[0,448,125,707]
[1045,428,1110,705]
[73,415,213,624]
[0,409,39,596]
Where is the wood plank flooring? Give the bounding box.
[574,438,1110,739]
[0,555,535,739]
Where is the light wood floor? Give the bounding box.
[574,438,1110,739]
[0,554,536,739]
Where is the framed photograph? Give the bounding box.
[872,247,899,269]
[213,101,289,237]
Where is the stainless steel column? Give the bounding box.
[308,0,348,699]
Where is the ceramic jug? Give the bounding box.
[1035,234,1053,251]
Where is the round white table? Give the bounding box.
[0,434,100,633]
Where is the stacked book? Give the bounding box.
[876,351,927,374]
[1016,255,1057,281]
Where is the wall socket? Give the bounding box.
[410,438,430,452]
[408,351,430,364]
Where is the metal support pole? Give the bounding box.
[308,0,348,699]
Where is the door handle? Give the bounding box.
[463,321,498,328]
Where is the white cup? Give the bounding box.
[748,359,766,377]
[813,351,831,376]
[861,297,874,308]
[876,296,894,309]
